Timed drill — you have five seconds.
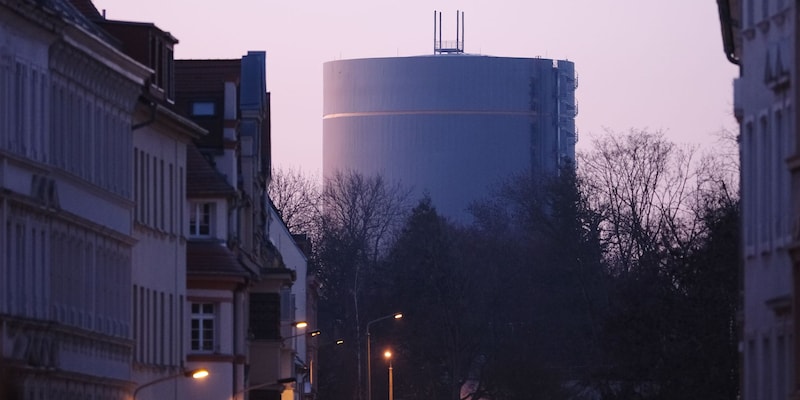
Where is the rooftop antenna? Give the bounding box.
[434,10,465,54]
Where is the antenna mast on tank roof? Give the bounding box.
[434,10,464,54]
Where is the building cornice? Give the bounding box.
[60,22,151,86]
[187,275,248,291]
[134,98,208,140]
[2,188,137,246]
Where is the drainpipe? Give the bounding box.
[716,0,740,66]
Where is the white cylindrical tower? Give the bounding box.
[323,55,576,222]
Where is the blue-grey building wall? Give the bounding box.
[323,55,576,222]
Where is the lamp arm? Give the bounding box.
[283,330,321,342]
[365,312,401,400]
[133,371,184,400]
[241,381,277,393]
[366,313,401,332]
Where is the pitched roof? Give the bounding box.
[174,59,241,149]
[186,144,236,197]
[51,0,119,45]
[175,59,241,95]
[66,0,103,20]
[187,240,250,278]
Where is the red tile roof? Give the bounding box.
[175,59,241,95]
[187,240,250,278]
[186,144,236,197]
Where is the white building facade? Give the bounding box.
[718,0,796,398]
[1,1,305,399]
[0,0,148,398]
[130,107,199,399]
[267,203,312,400]
[176,52,301,400]
[184,142,248,400]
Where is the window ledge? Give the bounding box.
[188,353,235,363]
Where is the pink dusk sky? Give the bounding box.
[92,0,738,175]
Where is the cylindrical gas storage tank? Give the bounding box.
[323,55,576,223]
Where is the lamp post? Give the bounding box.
[232,377,296,400]
[366,312,402,400]
[384,351,393,400]
[132,368,209,400]
[282,329,320,400]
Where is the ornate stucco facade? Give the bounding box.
[717,0,796,398]
[0,0,148,398]
[1,2,309,399]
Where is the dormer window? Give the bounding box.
[191,101,216,117]
[148,33,176,101]
[189,202,215,237]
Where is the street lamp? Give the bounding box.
[283,330,321,341]
[132,368,209,400]
[366,312,402,400]
[281,328,320,400]
[384,351,393,400]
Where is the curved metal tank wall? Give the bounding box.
[323,55,576,223]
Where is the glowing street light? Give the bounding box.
[190,369,210,379]
[366,312,402,400]
[133,368,209,400]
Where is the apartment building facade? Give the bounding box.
[267,202,315,400]
[1,1,306,399]
[0,0,148,397]
[176,52,305,400]
[717,0,796,398]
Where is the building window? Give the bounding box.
[191,101,215,116]
[189,202,214,237]
[249,293,280,340]
[191,303,215,352]
[745,0,754,27]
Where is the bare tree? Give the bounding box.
[268,167,321,235]
[578,129,709,273]
[314,170,410,400]
[695,128,739,209]
[579,129,741,398]
[318,170,411,265]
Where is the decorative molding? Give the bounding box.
[771,8,787,26]
[187,295,235,303]
[764,294,791,317]
[30,174,60,209]
[187,353,236,363]
[757,19,770,34]
[2,316,133,370]
[49,42,140,112]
